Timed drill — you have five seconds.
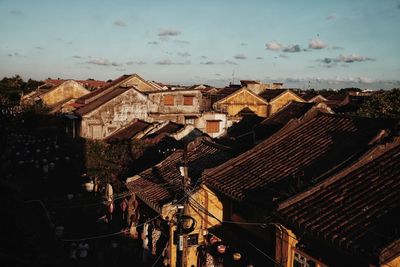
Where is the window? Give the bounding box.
[185,117,195,125]
[292,249,327,267]
[206,120,220,133]
[164,95,174,106]
[92,125,103,139]
[183,95,194,105]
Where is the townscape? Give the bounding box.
[1,73,399,267]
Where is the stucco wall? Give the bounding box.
[148,91,204,114]
[80,89,152,139]
[214,90,268,117]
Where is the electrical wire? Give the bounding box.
[186,193,284,267]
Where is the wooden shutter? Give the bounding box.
[164,95,174,106]
[183,96,194,105]
[206,120,220,133]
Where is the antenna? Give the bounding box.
[232,71,235,85]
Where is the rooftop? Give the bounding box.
[204,112,397,204]
[276,138,400,264]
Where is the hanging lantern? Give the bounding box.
[210,236,218,244]
[233,252,241,261]
[217,244,226,254]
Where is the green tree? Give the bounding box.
[357,89,400,119]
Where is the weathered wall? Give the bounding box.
[41,80,90,106]
[195,112,229,138]
[148,90,204,114]
[80,89,152,139]
[214,89,268,117]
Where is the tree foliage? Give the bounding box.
[0,75,43,103]
[357,89,400,119]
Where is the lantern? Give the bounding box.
[217,244,226,254]
[210,236,218,244]
[233,252,241,261]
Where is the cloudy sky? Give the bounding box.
[1,0,400,89]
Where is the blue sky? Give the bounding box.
[1,0,399,89]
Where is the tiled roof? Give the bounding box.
[258,89,288,102]
[75,86,131,116]
[276,138,400,263]
[143,121,184,143]
[105,119,152,142]
[75,74,130,104]
[254,102,316,140]
[204,112,397,204]
[126,137,232,213]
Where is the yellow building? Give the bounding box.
[213,88,305,118]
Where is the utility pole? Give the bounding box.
[177,143,190,267]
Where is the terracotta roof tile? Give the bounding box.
[258,89,288,102]
[127,138,233,213]
[276,138,400,262]
[75,86,131,116]
[204,112,397,204]
[105,119,152,142]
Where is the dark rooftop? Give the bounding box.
[276,138,400,265]
[105,119,152,142]
[126,137,232,213]
[204,112,397,205]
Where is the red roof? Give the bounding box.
[126,137,232,213]
[277,138,400,264]
[204,112,397,204]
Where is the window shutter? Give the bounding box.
[164,95,174,106]
[206,120,220,133]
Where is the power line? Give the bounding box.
[186,194,284,267]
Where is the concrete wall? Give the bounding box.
[80,89,151,139]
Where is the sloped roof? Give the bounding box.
[75,86,131,116]
[204,112,397,204]
[143,121,184,143]
[105,119,152,142]
[75,74,131,104]
[258,89,303,102]
[276,138,400,264]
[126,137,232,213]
[254,102,316,140]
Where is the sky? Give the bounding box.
[1,0,400,89]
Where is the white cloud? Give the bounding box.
[266,41,283,51]
[335,54,375,63]
[155,59,190,65]
[309,38,327,49]
[85,58,122,66]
